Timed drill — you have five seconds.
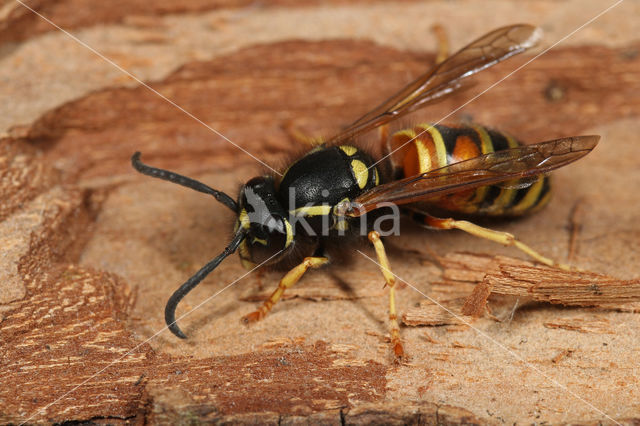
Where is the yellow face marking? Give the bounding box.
[374,168,380,186]
[416,124,447,168]
[339,145,358,156]
[238,209,250,229]
[252,237,268,246]
[284,219,293,248]
[351,159,369,189]
[238,240,256,270]
[291,205,332,217]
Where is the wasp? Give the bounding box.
[132,24,599,360]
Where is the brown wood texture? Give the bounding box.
[1,0,393,44]
[1,1,640,424]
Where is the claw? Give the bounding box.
[242,310,264,324]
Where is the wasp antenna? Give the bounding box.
[165,228,247,339]
[131,152,238,212]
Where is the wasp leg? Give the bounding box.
[431,24,450,65]
[378,124,389,147]
[419,212,571,270]
[242,256,329,323]
[281,120,323,146]
[368,231,405,361]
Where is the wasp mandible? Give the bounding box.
[132,24,599,360]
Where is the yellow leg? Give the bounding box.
[281,120,322,146]
[420,213,571,270]
[368,231,405,361]
[431,24,449,65]
[242,256,329,323]
[378,124,389,147]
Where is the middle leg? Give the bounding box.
[368,230,405,361]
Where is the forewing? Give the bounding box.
[326,24,542,145]
[346,135,599,216]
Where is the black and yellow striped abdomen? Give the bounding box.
[387,124,551,216]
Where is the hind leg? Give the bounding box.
[416,211,570,270]
[281,120,323,146]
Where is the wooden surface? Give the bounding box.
[1,1,640,424]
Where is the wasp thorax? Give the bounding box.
[237,176,293,265]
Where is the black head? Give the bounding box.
[236,176,294,267]
[131,153,292,339]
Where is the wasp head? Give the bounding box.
[236,176,294,266]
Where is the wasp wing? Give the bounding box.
[345,135,599,216]
[326,24,542,145]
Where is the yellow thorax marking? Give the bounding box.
[339,145,358,156]
[284,219,293,248]
[252,237,268,246]
[291,204,332,217]
[308,145,325,154]
[351,159,369,189]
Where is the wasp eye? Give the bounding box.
[246,214,290,263]
[237,176,293,265]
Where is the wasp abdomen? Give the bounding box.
[387,124,551,217]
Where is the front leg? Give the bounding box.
[368,231,405,362]
[242,256,329,323]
